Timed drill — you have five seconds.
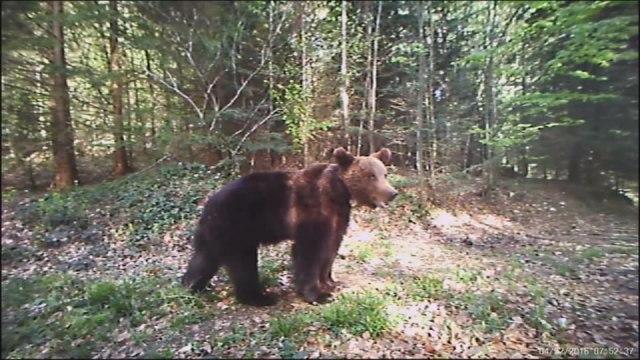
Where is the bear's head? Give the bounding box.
[333,147,399,209]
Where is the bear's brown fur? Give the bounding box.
[181,147,398,306]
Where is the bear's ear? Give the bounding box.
[333,147,355,169]
[371,148,392,166]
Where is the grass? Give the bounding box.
[260,258,287,288]
[454,269,479,284]
[451,292,510,333]
[353,242,375,263]
[1,274,216,358]
[269,313,315,340]
[579,247,605,261]
[409,274,444,300]
[212,326,249,348]
[320,291,393,338]
[606,244,638,255]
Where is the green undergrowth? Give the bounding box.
[1,274,217,358]
[15,163,227,244]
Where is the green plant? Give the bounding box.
[466,292,508,333]
[269,313,315,339]
[387,174,418,189]
[320,292,392,337]
[353,242,375,263]
[454,269,479,284]
[409,275,444,300]
[1,274,215,358]
[260,258,287,288]
[579,247,605,261]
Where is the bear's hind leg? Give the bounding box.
[182,251,220,292]
[226,248,277,307]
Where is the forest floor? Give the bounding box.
[2,164,638,359]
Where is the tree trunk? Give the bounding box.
[518,148,529,177]
[144,50,156,150]
[463,133,472,169]
[299,2,310,167]
[415,2,426,177]
[360,3,373,157]
[109,1,131,176]
[357,100,365,157]
[340,1,351,151]
[483,1,497,188]
[48,1,79,190]
[568,141,582,183]
[427,3,437,176]
[367,1,382,153]
[267,1,277,167]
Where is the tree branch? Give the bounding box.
[232,109,281,155]
[146,69,204,119]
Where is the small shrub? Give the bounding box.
[86,281,118,306]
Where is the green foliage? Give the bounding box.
[273,82,332,152]
[389,192,430,224]
[22,192,88,231]
[454,269,479,285]
[387,174,419,189]
[451,292,509,334]
[269,313,315,340]
[579,247,605,261]
[1,274,215,358]
[320,291,393,337]
[259,258,287,288]
[409,275,444,300]
[17,163,226,244]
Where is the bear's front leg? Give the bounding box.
[292,226,333,304]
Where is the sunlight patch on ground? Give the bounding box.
[430,210,471,228]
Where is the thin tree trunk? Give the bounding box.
[367,1,382,153]
[144,50,156,150]
[427,3,437,177]
[463,133,472,169]
[568,143,582,183]
[48,1,79,189]
[360,2,373,157]
[267,1,277,167]
[298,2,309,167]
[518,45,529,178]
[416,2,426,177]
[340,1,351,152]
[483,0,497,188]
[357,100,365,157]
[109,0,131,176]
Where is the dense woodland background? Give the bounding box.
[1,0,637,195]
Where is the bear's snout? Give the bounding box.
[389,191,399,202]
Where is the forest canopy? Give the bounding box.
[1,0,638,192]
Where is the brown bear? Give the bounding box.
[181,147,398,306]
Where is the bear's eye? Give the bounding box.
[369,174,376,180]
